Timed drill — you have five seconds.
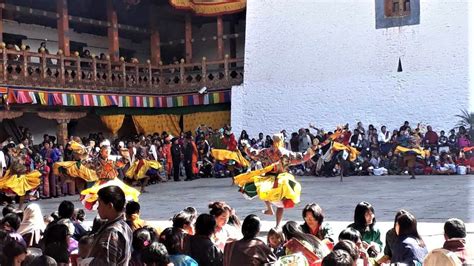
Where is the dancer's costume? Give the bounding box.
[0,150,41,197]
[52,141,98,182]
[125,147,162,181]
[81,146,140,210]
[233,133,316,208]
[394,145,429,170]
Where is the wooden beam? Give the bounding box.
[107,0,119,61]
[185,14,192,63]
[57,0,70,56]
[217,16,224,60]
[150,5,161,66]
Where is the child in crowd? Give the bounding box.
[267,227,286,258]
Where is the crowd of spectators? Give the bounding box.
[0,189,471,265]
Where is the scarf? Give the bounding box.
[17,203,46,246]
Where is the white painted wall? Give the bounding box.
[232,0,471,137]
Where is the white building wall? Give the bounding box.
[232,0,471,137]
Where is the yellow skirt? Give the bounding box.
[211,149,250,168]
[394,146,429,159]
[126,160,162,180]
[0,170,41,196]
[53,161,98,182]
[234,166,301,208]
[80,178,140,210]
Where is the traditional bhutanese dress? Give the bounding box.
[80,157,140,210]
[0,162,41,197]
[53,141,98,182]
[233,143,315,209]
[125,159,162,181]
[394,145,429,168]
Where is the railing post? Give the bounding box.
[92,55,97,83]
[224,54,229,81]
[158,61,164,87]
[75,51,81,83]
[179,58,185,84]
[147,60,152,88]
[106,55,112,85]
[1,43,6,82]
[120,57,126,88]
[134,59,139,86]
[41,49,47,80]
[201,57,207,86]
[22,45,28,81]
[58,49,65,85]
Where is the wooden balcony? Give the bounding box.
[0,46,244,95]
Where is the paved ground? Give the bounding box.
[34,174,473,251]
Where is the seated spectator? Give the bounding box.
[1,238,27,266]
[184,213,223,266]
[130,227,155,266]
[223,214,276,266]
[300,203,333,245]
[172,207,197,235]
[141,241,173,266]
[423,248,463,266]
[17,203,45,247]
[28,255,58,266]
[391,211,428,265]
[2,204,19,217]
[126,201,147,232]
[76,235,93,266]
[42,223,70,265]
[347,202,382,257]
[442,218,472,264]
[282,221,330,260]
[209,201,242,251]
[267,227,286,258]
[332,240,359,264]
[322,249,354,266]
[1,213,26,247]
[377,209,408,265]
[85,186,133,265]
[160,227,198,266]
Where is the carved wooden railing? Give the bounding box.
[0,45,244,95]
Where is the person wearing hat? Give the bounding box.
[0,147,41,209]
[234,133,320,227]
[81,143,140,210]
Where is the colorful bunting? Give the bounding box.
[3,87,231,108]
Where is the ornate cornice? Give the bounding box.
[38,111,87,122]
[0,111,23,121]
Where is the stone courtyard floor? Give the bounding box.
[36,174,473,251]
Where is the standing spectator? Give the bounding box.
[423,125,439,151]
[448,129,457,153]
[223,215,276,266]
[85,186,133,265]
[255,133,265,149]
[162,136,173,180]
[442,218,472,264]
[171,138,182,182]
[298,128,311,152]
[183,132,198,181]
[457,126,471,149]
[438,130,450,153]
[40,141,61,197]
[391,212,428,265]
[290,132,299,152]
